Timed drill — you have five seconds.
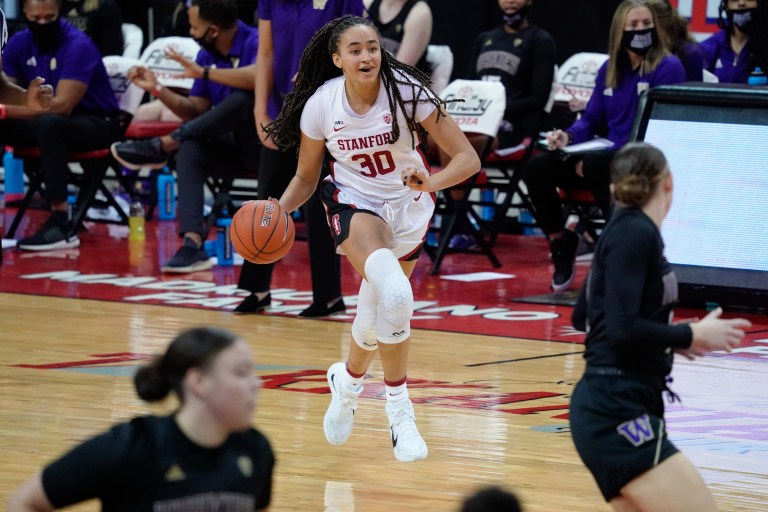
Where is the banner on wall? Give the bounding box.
[671,0,722,36]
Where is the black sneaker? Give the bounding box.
[233,293,271,314]
[299,298,346,318]
[17,213,79,251]
[550,230,579,292]
[110,138,168,171]
[162,238,213,273]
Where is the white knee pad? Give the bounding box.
[352,279,378,351]
[364,248,414,344]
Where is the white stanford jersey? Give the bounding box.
[301,71,438,206]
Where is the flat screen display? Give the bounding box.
[639,102,768,292]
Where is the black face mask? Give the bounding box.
[621,27,657,56]
[502,6,529,29]
[28,20,61,54]
[727,7,758,33]
[193,25,220,56]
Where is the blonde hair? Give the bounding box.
[606,0,670,88]
[611,142,668,206]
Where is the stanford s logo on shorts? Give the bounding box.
[332,214,341,235]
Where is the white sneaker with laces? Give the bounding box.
[386,398,428,462]
[323,362,361,446]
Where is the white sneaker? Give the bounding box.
[323,362,361,446]
[385,399,428,462]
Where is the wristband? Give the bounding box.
[151,84,163,98]
[0,104,6,119]
[203,67,210,81]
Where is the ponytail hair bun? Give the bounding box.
[610,142,668,207]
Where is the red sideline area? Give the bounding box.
[2,209,767,360]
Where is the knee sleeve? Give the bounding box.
[351,279,378,351]
[364,248,413,344]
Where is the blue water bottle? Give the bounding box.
[3,148,25,201]
[747,67,768,86]
[156,168,176,220]
[216,210,234,266]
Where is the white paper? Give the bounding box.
[561,137,614,154]
[441,272,515,282]
[2,238,17,249]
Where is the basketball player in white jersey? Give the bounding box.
[265,15,480,462]
[0,8,54,111]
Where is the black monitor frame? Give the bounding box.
[632,84,768,312]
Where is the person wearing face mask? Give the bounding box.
[111,0,261,273]
[700,0,763,83]
[1,0,124,251]
[7,327,275,511]
[433,0,556,251]
[521,0,685,293]
[60,0,124,57]
[648,0,703,81]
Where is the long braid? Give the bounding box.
[266,15,450,151]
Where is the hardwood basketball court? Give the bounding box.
[1,213,767,510]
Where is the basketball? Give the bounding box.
[230,200,295,264]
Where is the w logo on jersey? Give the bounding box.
[616,414,655,447]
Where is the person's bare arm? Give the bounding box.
[395,1,432,67]
[254,18,276,149]
[404,109,480,191]
[6,78,84,119]
[128,65,210,121]
[166,48,256,91]
[7,473,55,512]
[278,134,325,213]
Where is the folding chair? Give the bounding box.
[425,79,506,274]
[123,37,201,219]
[425,45,454,94]
[7,56,144,238]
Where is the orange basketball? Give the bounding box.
[230,200,295,264]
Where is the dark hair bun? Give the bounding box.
[133,362,171,402]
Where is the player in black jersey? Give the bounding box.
[568,143,751,511]
[8,327,274,511]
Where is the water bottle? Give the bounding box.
[747,67,768,86]
[0,190,5,266]
[67,194,77,223]
[128,199,146,241]
[480,188,495,221]
[216,210,234,266]
[3,148,25,202]
[157,168,176,220]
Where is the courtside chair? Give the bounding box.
[426,79,506,274]
[425,45,453,94]
[7,56,143,238]
[126,37,200,219]
[121,23,144,59]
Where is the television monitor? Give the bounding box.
[633,84,768,308]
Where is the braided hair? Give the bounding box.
[265,15,447,151]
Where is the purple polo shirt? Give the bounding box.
[4,18,118,115]
[259,0,364,119]
[699,29,751,84]
[568,55,686,148]
[190,20,259,107]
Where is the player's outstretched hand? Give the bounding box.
[401,167,429,192]
[26,77,54,111]
[689,307,751,354]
